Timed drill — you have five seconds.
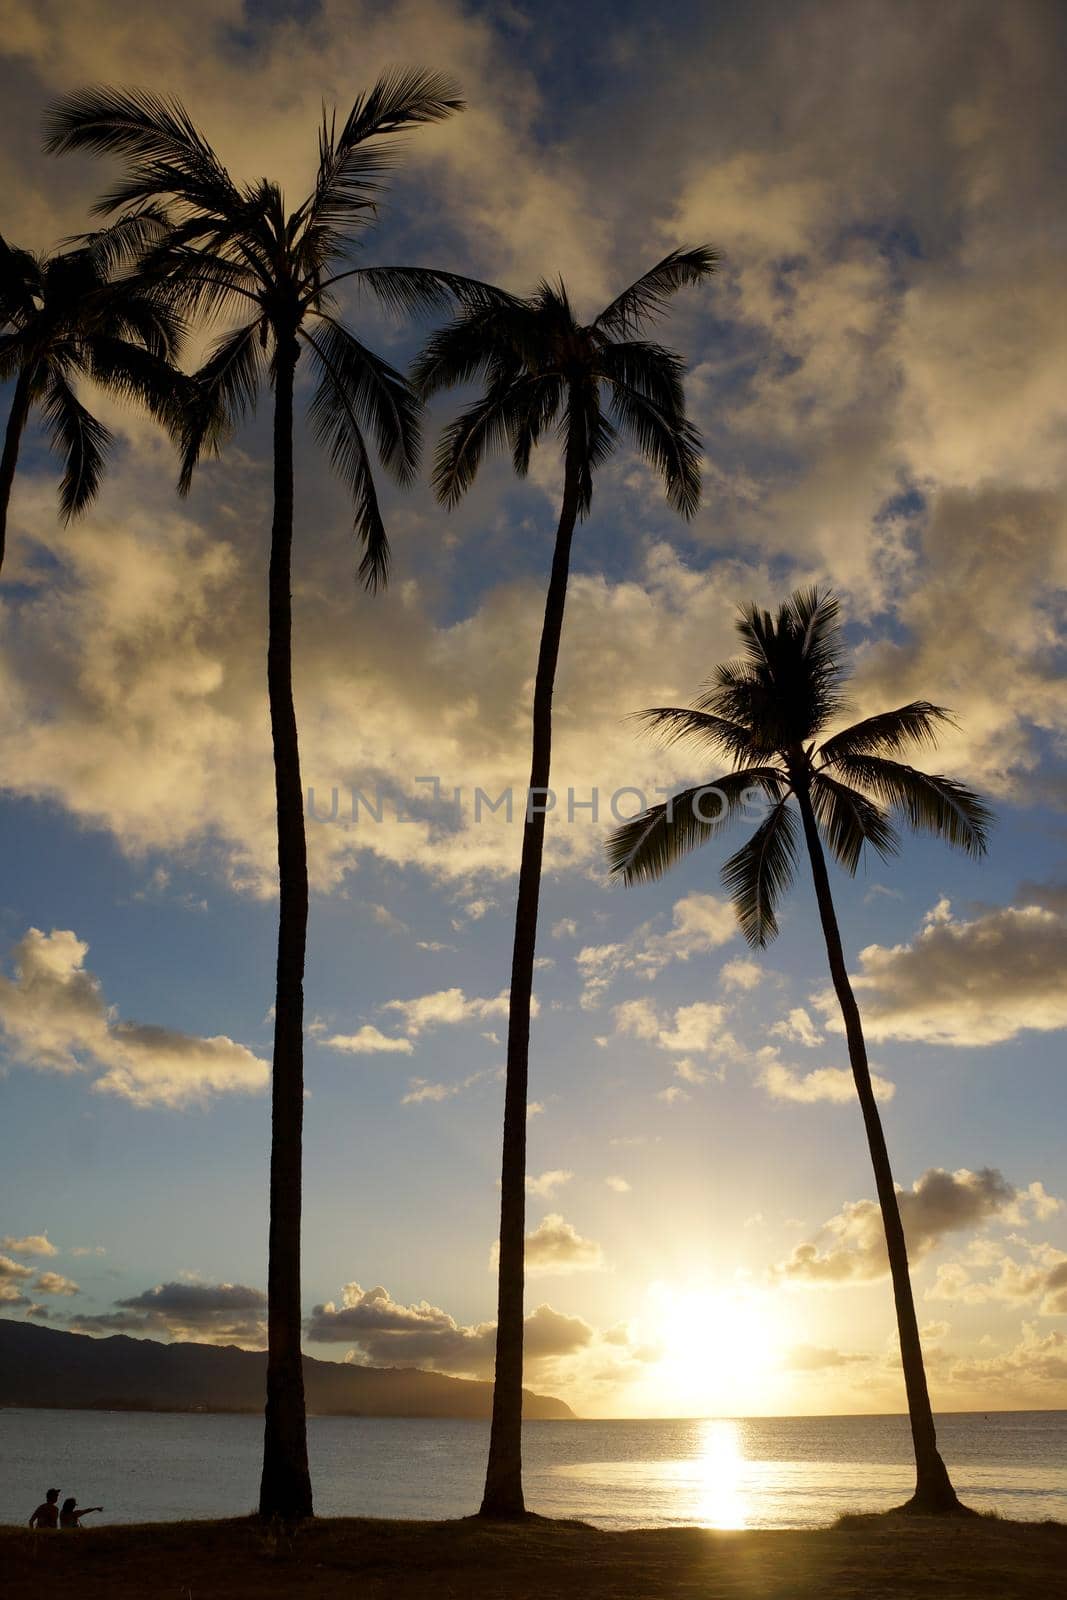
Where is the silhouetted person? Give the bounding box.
[28,1488,60,1528]
[60,1497,103,1528]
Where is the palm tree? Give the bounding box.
[45,73,494,1520]
[0,232,182,572]
[414,249,716,1517]
[608,587,990,1515]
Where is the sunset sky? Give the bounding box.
[1,0,1065,1420]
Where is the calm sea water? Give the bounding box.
[2,1409,1064,1529]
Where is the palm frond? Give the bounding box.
[819,701,955,765]
[595,339,687,413]
[728,588,850,741]
[303,335,392,588]
[828,754,992,857]
[44,87,240,217]
[0,233,43,326]
[42,370,113,520]
[99,286,185,362]
[79,336,186,436]
[563,386,616,514]
[721,797,800,948]
[607,769,786,884]
[809,770,899,874]
[593,246,718,339]
[633,705,765,763]
[71,207,173,274]
[307,70,464,233]
[510,375,564,476]
[341,265,513,318]
[137,239,263,325]
[304,316,421,486]
[177,320,263,494]
[428,378,534,506]
[410,298,532,397]
[606,380,701,517]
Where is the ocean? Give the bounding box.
[2,1408,1064,1529]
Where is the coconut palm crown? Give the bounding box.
[412,246,717,517]
[0,232,183,570]
[45,75,501,584]
[608,587,991,932]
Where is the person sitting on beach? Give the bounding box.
[60,1497,103,1528]
[28,1488,60,1528]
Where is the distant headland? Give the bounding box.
[0,1319,574,1421]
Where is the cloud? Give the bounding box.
[526,1170,573,1199]
[400,1070,489,1105]
[605,1176,631,1194]
[613,998,660,1042]
[770,1008,823,1049]
[1,1233,57,1257]
[657,1086,689,1106]
[657,1003,729,1055]
[0,1252,33,1306]
[614,996,731,1061]
[673,1058,711,1087]
[0,491,765,897]
[0,928,268,1108]
[489,1213,605,1278]
[927,1233,1067,1317]
[757,1052,894,1105]
[775,1167,1021,1285]
[69,1280,266,1345]
[32,1271,79,1297]
[1017,881,1067,915]
[938,1323,1067,1393]
[306,1280,593,1378]
[720,958,763,992]
[382,987,520,1036]
[825,899,1067,1046]
[323,1025,413,1056]
[576,893,736,1007]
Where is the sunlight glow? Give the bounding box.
[649,1283,778,1415]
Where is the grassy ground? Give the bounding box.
[3,1512,1066,1600]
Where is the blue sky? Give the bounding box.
[1,0,1066,1416]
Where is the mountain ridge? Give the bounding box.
[0,1317,575,1420]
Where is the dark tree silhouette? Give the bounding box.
[608,587,991,1515]
[414,248,716,1517]
[46,73,496,1520]
[0,232,182,572]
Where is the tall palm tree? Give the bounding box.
[414,249,716,1517]
[608,587,990,1515]
[0,232,182,572]
[46,73,493,1520]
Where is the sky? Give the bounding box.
[1,0,1066,1420]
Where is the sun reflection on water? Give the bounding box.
[692,1418,749,1529]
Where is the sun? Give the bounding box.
[648,1282,778,1415]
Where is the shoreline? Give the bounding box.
[4,1512,1066,1599]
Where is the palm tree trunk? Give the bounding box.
[258,337,313,1520]
[794,781,965,1514]
[0,367,33,575]
[480,446,582,1520]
